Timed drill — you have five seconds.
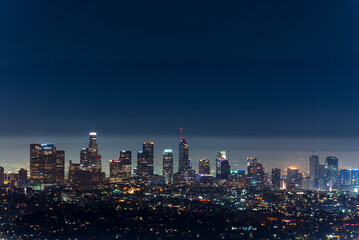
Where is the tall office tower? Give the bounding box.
[178,138,190,173]
[80,148,89,167]
[109,159,121,180]
[18,168,28,186]
[119,150,132,179]
[56,150,65,182]
[287,166,302,187]
[30,143,42,183]
[199,159,210,175]
[136,150,144,176]
[163,149,173,184]
[79,132,102,183]
[0,166,4,185]
[88,132,98,155]
[136,142,154,177]
[340,169,351,186]
[272,168,281,189]
[250,163,265,186]
[318,164,326,190]
[216,151,230,180]
[31,143,56,184]
[88,132,102,171]
[68,160,81,182]
[351,169,359,185]
[247,157,258,177]
[30,143,64,184]
[325,156,339,190]
[309,155,319,188]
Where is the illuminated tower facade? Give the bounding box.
[287,166,302,187]
[163,149,173,184]
[109,159,121,180]
[30,143,42,184]
[80,132,102,172]
[68,160,82,182]
[119,150,132,179]
[30,143,64,184]
[199,159,210,175]
[88,132,101,171]
[56,150,65,182]
[80,148,89,167]
[246,157,264,186]
[88,132,98,155]
[137,142,154,177]
[178,138,190,173]
[216,151,230,180]
[247,157,257,177]
[325,156,339,190]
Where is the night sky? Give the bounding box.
[1,1,359,172]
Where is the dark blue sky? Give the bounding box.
[1,1,359,137]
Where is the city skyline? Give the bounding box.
[1,130,355,192]
[2,1,359,239]
[2,131,359,176]
[2,1,359,175]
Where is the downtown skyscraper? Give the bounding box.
[287,166,302,188]
[119,150,132,179]
[271,168,281,189]
[162,149,173,184]
[56,150,65,182]
[174,131,195,183]
[80,132,102,171]
[199,159,210,175]
[110,151,132,181]
[67,132,105,185]
[178,137,190,173]
[137,142,154,177]
[246,157,265,186]
[30,143,65,184]
[216,151,230,180]
[309,155,319,188]
[325,156,339,190]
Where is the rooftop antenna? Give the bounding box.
[180,128,183,139]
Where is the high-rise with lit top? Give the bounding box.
[287,166,302,187]
[216,151,230,180]
[80,132,102,172]
[163,149,173,184]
